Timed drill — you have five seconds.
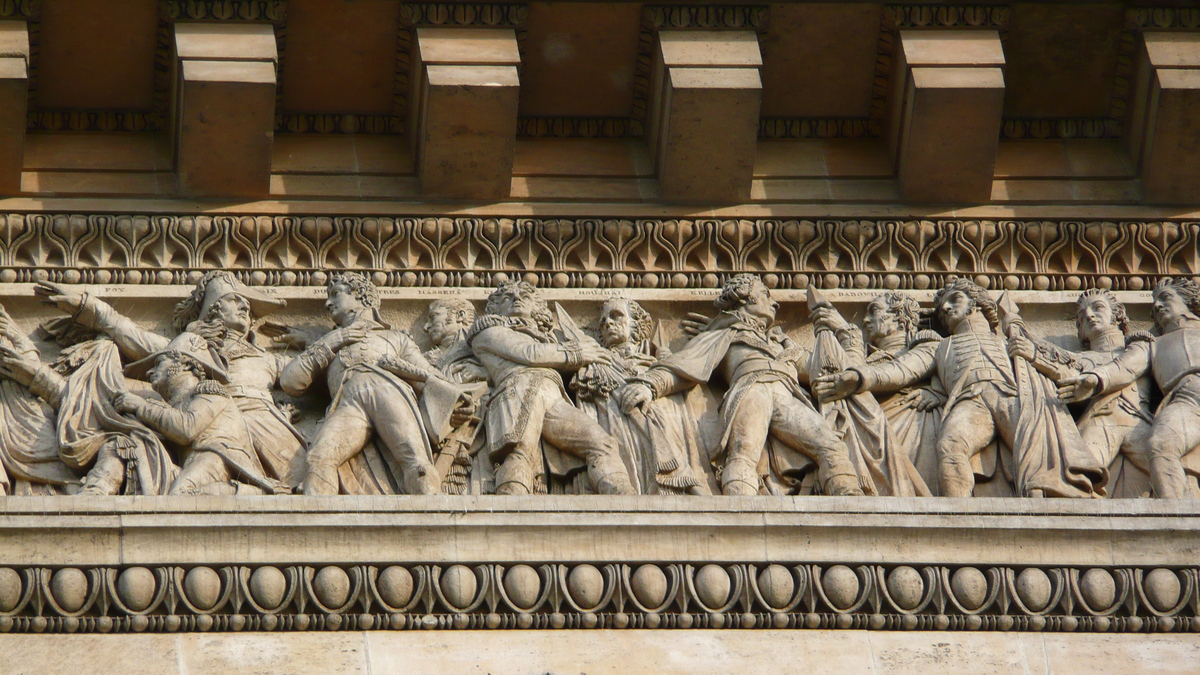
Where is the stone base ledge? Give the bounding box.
[1,496,1198,566]
[0,497,1196,637]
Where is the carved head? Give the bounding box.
[715,274,778,325]
[933,278,998,333]
[1075,289,1128,348]
[148,351,207,392]
[424,298,476,348]
[171,270,285,334]
[1152,278,1200,333]
[598,298,652,348]
[864,292,920,345]
[485,281,554,334]
[326,272,380,327]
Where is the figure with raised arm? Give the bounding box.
[1009,289,1154,497]
[280,272,456,496]
[1060,278,1200,498]
[814,278,1104,498]
[36,272,307,487]
[618,274,864,497]
[573,297,712,494]
[468,281,634,495]
[114,333,284,495]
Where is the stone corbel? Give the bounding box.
[888,30,1006,204]
[409,28,521,200]
[647,31,762,204]
[171,23,277,198]
[0,22,29,196]
[1127,32,1200,205]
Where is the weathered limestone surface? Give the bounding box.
[0,22,29,196]
[0,630,1196,674]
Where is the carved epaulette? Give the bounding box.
[908,329,943,347]
[1126,330,1154,346]
[194,380,230,397]
[465,315,513,344]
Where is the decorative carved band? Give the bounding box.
[517,117,643,139]
[275,113,402,135]
[0,215,1193,293]
[0,562,1191,634]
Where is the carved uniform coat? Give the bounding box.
[852,324,1105,497]
[137,382,276,495]
[74,296,306,485]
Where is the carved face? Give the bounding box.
[937,289,974,332]
[490,290,535,320]
[599,299,634,348]
[1153,286,1192,332]
[863,298,900,345]
[211,293,252,334]
[325,282,364,327]
[423,305,461,348]
[1076,294,1115,342]
[148,353,184,392]
[740,284,779,325]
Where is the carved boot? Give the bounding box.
[822,472,865,497]
[720,457,761,496]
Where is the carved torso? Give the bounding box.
[1152,327,1200,393]
[935,330,1015,396]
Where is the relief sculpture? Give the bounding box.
[2,269,1199,499]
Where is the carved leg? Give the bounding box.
[936,398,996,498]
[169,451,232,495]
[722,385,774,496]
[81,443,127,496]
[303,405,372,496]
[237,397,307,487]
[1144,399,1200,499]
[542,399,635,495]
[493,447,539,495]
[767,386,863,497]
[368,390,441,496]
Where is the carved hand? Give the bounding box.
[449,395,479,427]
[1058,373,1100,403]
[34,281,85,314]
[1007,335,1037,362]
[617,383,653,414]
[112,392,146,415]
[812,370,860,401]
[447,360,488,384]
[680,312,713,337]
[903,387,947,412]
[259,321,311,350]
[810,306,849,332]
[0,346,38,388]
[318,326,370,353]
[576,341,616,368]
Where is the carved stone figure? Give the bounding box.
[806,290,934,496]
[573,298,712,494]
[619,274,864,497]
[280,272,445,496]
[421,298,487,494]
[468,281,635,495]
[815,278,1105,498]
[0,306,83,494]
[36,273,307,488]
[1009,289,1154,498]
[0,333,178,496]
[116,333,285,495]
[1061,278,1200,499]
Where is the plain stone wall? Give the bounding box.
[1,630,1197,674]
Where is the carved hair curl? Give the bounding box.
[1153,277,1200,331]
[1075,288,1129,348]
[172,271,240,333]
[429,297,477,328]
[485,281,554,334]
[157,350,207,381]
[874,292,921,335]
[714,274,768,312]
[328,272,380,310]
[932,278,999,331]
[603,298,653,344]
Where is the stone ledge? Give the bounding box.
[0,496,1197,567]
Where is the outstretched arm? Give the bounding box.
[36,282,169,359]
